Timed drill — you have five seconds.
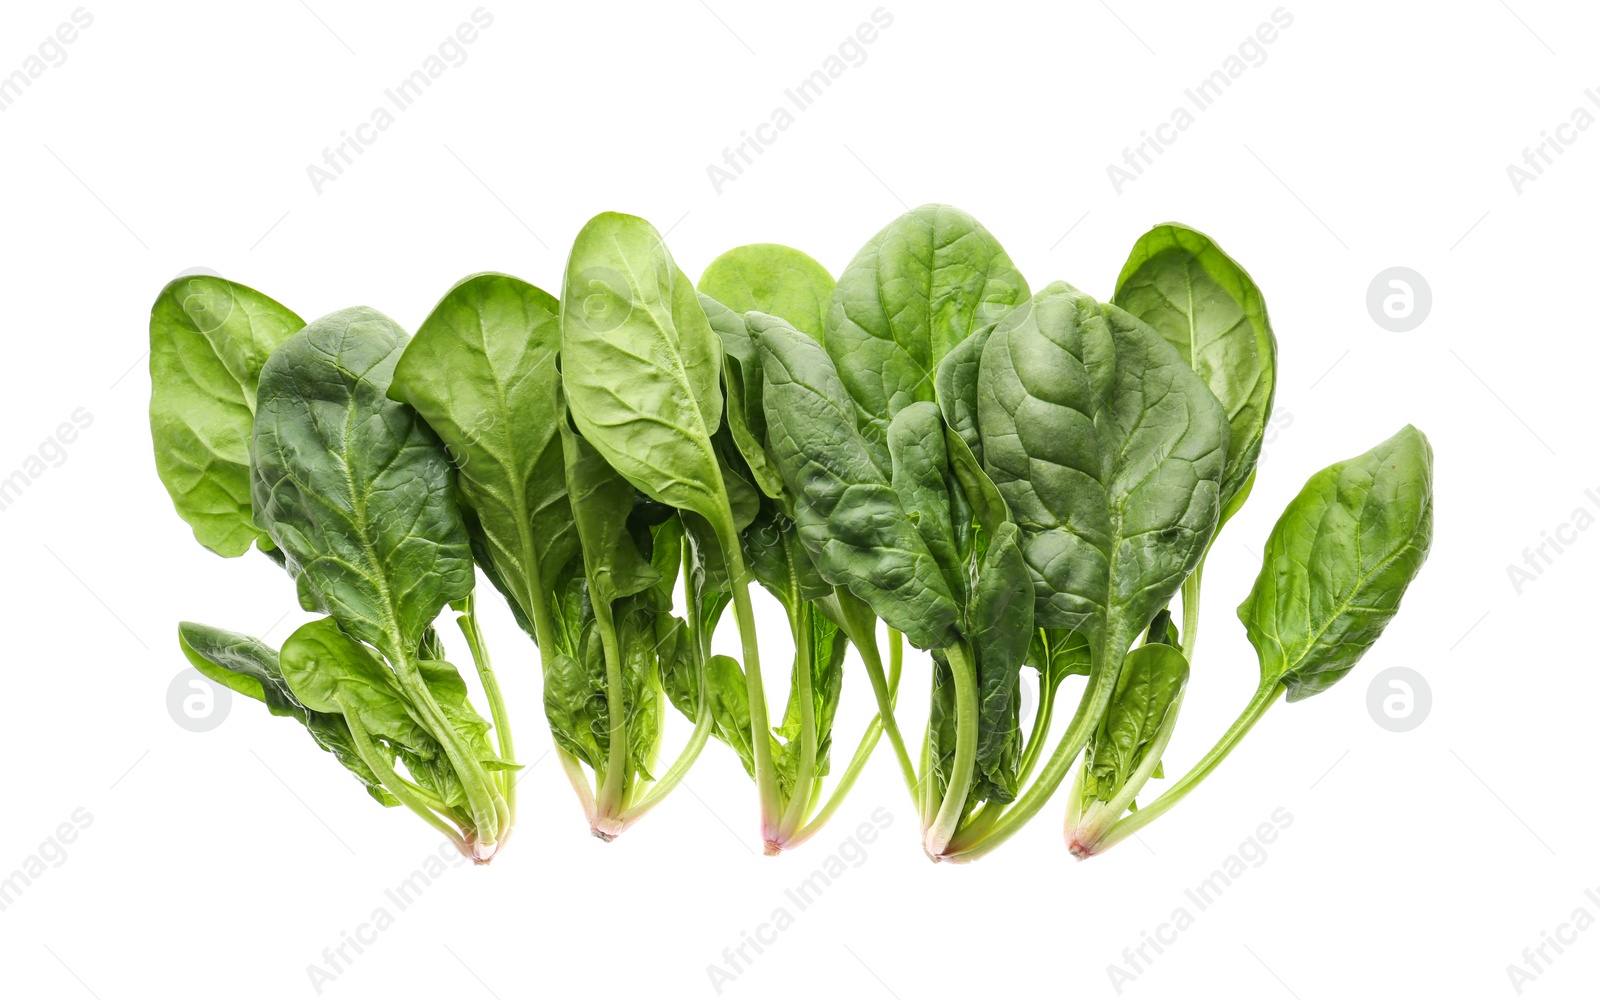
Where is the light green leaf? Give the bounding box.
[1113,224,1276,508]
[698,243,836,341]
[389,272,578,635]
[149,275,303,556]
[561,212,729,530]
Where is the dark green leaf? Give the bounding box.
[977,282,1229,655]
[251,307,474,661]
[1238,426,1434,701]
[753,312,959,650]
[827,204,1029,465]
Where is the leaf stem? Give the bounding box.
[1015,661,1056,788]
[720,521,780,851]
[343,710,468,855]
[1092,682,1283,854]
[592,598,629,833]
[454,594,514,817]
[834,599,917,798]
[784,615,906,849]
[1069,688,1186,856]
[941,644,1120,861]
[925,641,978,857]
[778,603,819,841]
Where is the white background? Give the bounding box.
[0,1,1594,997]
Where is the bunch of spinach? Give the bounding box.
[150,211,1434,864]
[152,282,516,860]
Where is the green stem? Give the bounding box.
[558,748,598,828]
[778,603,819,841]
[1069,688,1187,856]
[592,598,629,831]
[718,519,779,851]
[835,599,917,798]
[1093,682,1283,854]
[925,642,978,857]
[390,650,503,854]
[343,710,467,855]
[620,618,714,829]
[784,616,907,848]
[941,646,1120,861]
[454,595,514,818]
[1180,560,1204,662]
[1016,656,1056,788]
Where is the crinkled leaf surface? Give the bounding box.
[977,282,1228,655]
[826,204,1029,465]
[753,312,958,650]
[251,307,474,660]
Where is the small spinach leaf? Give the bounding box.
[698,243,835,341]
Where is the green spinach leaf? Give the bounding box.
[150,275,303,556]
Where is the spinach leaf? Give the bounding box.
[1238,425,1434,700]
[560,213,727,529]
[977,281,1228,652]
[178,621,397,806]
[251,307,506,857]
[698,243,836,341]
[389,272,578,640]
[251,307,475,660]
[1113,224,1276,508]
[944,281,1228,861]
[1089,427,1433,856]
[826,204,1029,465]
[753,312,959,651]
[562,213,782,844]
[1067,642,1188,856]
[150,275,303,556]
